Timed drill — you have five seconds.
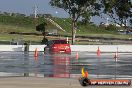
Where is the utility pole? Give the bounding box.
[33,5,38,27]
[33,5,38,19]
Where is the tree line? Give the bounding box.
[0,11,52,18]
[49,0,132,44]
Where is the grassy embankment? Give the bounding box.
[0,14,131,44]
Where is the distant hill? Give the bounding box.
[0,13,132,45]
[0,13,116,35]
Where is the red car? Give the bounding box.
[44,40,71,54]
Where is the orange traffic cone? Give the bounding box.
[34,48,38,57]
[76,51,79,59]
[97,46,101,58]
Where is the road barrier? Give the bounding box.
[0,45,132,52]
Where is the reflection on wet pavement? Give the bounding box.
[0,52,132,79]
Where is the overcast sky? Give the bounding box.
[0,0,108,24]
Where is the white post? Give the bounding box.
[66,37,69,43]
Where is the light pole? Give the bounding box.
[106,18,109,25]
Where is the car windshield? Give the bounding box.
[53,40,67,44]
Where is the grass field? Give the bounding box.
[0,15,132,45]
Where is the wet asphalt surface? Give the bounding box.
[0,51,132,79]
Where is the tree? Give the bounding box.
[49,0,101,44]
[36,22,47,36]
[36,22,48,44]
[130,19,132,27]
[101,0,132,27]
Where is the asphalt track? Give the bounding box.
[0,51,132,79]
[0,51,132,88]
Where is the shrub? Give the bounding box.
[41,38,48,44]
